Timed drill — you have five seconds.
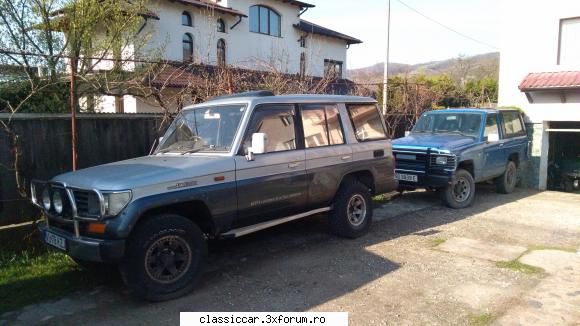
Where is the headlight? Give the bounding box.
[52,191,64,214]
[103,191,132,216]
[42,188,52,211]
[435,156,448,165]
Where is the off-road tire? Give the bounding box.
[441,169,475,209]
[329,179,373,238]
[118,214,207,301]
[496,161,517,194]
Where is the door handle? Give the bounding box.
[288,162,301,169]
[341,155,352,160]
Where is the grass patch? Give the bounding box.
[0,226,117,314]
[495,260,544,275]
[430,238,446,247]
[372,193,393,205]
[468,312,494,326]
[527,244,577,253]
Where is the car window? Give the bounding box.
[412,112,482,138]
[244,105,297,153]
[484,114,499,140]
[501,111,525,138]
[346,104,387,141]
[301,104,344,148]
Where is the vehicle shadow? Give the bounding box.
[3,185,539,324]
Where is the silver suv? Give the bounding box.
[31,92,397,301]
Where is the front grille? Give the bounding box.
[393,151,429,172]
[73,190,100,217]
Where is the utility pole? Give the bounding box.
[382,0,391,115]
[70,58,77,171]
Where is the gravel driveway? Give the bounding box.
[3,185,580,326]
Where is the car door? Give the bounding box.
[300,103,352,210]
[499,111,528,166]
[234,104,308,227]
[482,113,504,178]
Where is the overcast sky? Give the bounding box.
[302,0,500,69]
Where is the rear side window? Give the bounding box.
[484,114,499,140]
[243,105,297,153]
[501,111,525,138]
[301,104,345,148]
[347,104,387,141]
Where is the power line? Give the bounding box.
[394,0,499,50]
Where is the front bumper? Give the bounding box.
[396,170,453,190]
[38,221,125,263]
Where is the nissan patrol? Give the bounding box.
[31,92,397,301]
[392,108,529,208]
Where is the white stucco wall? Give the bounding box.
[93,0,354,114]
[139,0,349,77]
[498,0,580,123]
[498,0,580,190]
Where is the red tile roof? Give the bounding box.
[295,20,362,45]
[519,71,580,91]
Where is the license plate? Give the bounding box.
[397,154,417,161]
[395,173,418,182]
[45,231,66,251]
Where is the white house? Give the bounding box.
[498,0,580,190]
[92,0,362,113]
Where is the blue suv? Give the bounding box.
[392,109,529,208]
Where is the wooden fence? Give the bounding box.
[0,112,412,226]
[0,113,163,226]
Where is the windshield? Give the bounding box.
[156,105,246,154]
[412,112,482,138]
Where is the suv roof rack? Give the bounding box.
[209,90,274,101]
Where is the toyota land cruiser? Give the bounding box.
[31,92,397,301]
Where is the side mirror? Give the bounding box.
[487,133,500,142]
[404,131,411,137]
[246,133,267,161]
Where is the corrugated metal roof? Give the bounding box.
[294,20,363,45]
[519,71,580,91]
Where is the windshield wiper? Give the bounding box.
[180,148,204,155]
[443,131,477,138]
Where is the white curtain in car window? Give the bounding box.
[559,18,580,66]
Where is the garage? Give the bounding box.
[547,121,580,192]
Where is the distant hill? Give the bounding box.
[348,52,499,84]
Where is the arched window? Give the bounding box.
[182,11,192,26]
[217,39,226,66]
[249,5,281,37]
[217,18,226,33]
[183,33,193,62]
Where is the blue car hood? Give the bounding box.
[392,133,477,151]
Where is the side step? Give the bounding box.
[221,207,331,238]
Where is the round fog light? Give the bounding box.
[42,188,51,211]
[574,179,579,190]
[53,191,63,214]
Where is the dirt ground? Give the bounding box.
[2,185,580,326]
